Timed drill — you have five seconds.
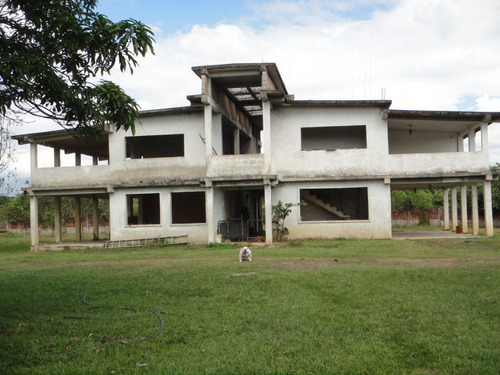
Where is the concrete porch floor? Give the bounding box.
[392,230,474,240]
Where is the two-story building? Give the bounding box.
[14,63,499,249]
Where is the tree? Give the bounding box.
[0,113,20,194]
[0,0,154,136]
[271,200,306,241]
[391,190,436,226]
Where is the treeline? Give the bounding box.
[0,194,109,230]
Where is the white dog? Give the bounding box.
[239,246,252,262]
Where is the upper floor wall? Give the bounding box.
[270,104,493,180]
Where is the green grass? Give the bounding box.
[0,233,499,374]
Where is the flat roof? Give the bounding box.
[388,109,500,124]
[285,99,392,109]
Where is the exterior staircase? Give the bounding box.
[301,190,350,219]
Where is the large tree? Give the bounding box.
[0,0,154,136]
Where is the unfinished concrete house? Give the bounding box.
[14,63,500,248]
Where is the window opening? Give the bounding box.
[171,192,206,224]
[126,134,184,159]
[126,193,160,225]
[301,126,367,151]
[300,188,369,221]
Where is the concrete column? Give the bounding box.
[75,153,81,166]
[480,122,489,154]
[54,148,61,167]
[54,196,62,243]
[468,129,476,152]
[443,188,450,230]
[204,105,213,160]
[30,195,39,248]
[92,196,99,240]
[234,128,240,155]
[262,100,272,170]
[74,196,81,241]
[451,187,458,232]
[458,136,464,152]
[30,143,38,173]
[93,156,98,166]
[471,184,479,236]
[206,186,215,243]
[483,180,494,237]
[264,183,273,245]
[460,186,468,233]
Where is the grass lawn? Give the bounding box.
[0,233,499,374]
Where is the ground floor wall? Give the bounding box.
[272,180,393,240]
[109,186,208,243]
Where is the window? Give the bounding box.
[126,193,160,225]
[171,192,206,224]
[301,126,367,151]
[126,134,184,159]
[300,188,368,221]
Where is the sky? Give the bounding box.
[4,0,500,193]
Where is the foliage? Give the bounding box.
[0,236,499,374]
[0,0,155,136]
[0,194,109,227]
[391,190,436,212]
[271,200,306,240]
[0,114,20,193]
[4,192,29,223]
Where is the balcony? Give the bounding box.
[207,154,268,180]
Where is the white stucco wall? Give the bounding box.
[388,129,457,154]
[272,180,392,240]
[109,186,208,243]
[270,106,389,178]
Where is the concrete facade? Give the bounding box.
[13,63,500,248]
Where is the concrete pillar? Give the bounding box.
[54,196,62,243]
[460,185,468,233]
[468,128,476,152]
[262,100,272,170]
[75,153,81,166]
[54,148,61,167]
[451,187,458,232]
[204,105,213,159]
[264,183,273,245]
[93,156,98,166]
[74,196,81,241]
[30,195,39,248]
[443,188,450,230]
[480,122,489,154]
[30,143,38,173]
[92,196,99,240]
[471,184,479,236]
[458,136,464,152]
[234,128,240,155]
[206,186,215,243]
[483,180,494,237]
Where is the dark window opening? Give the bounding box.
[126,134,184,159]
[300,188,369,221]
[127,193,160,225]
[222,122,235,155]
[172,192,206,224]
[301,126,367,150]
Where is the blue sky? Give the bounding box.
[96,0,249,34]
